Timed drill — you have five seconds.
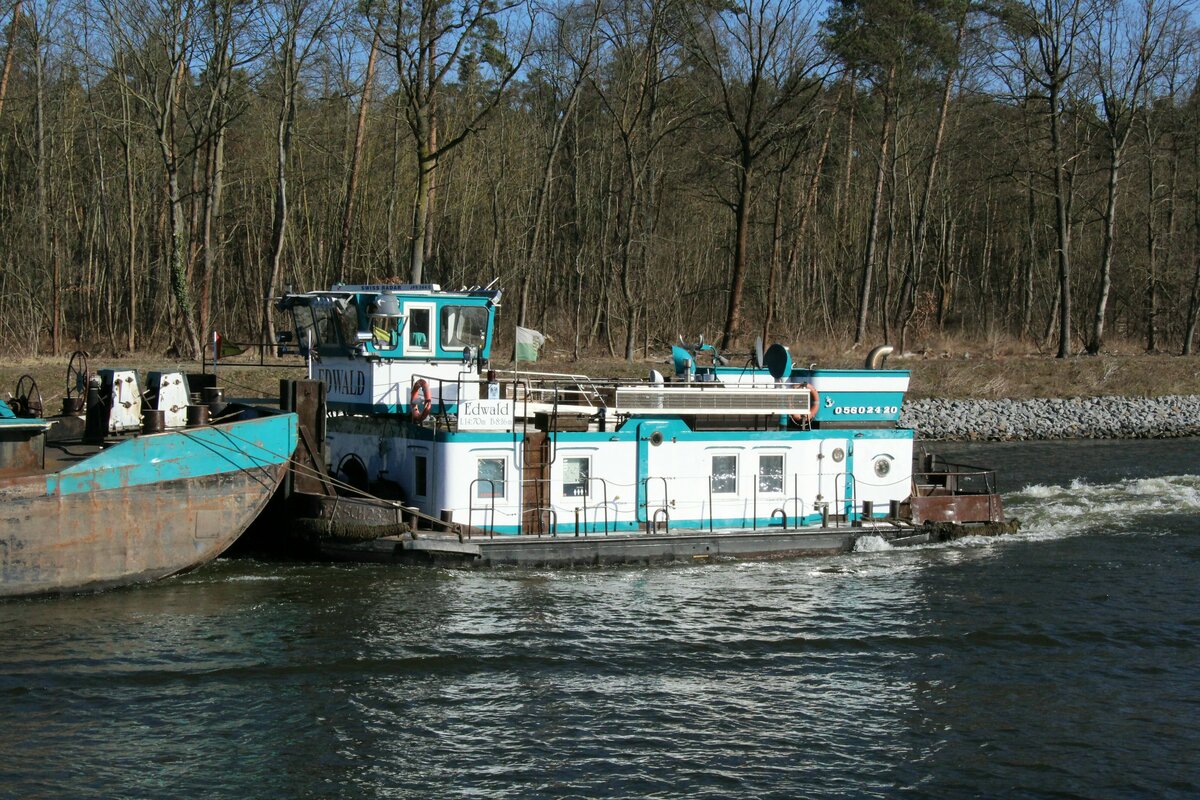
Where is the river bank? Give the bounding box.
[902,395,1200,441]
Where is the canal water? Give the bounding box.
[2,439,1197,799]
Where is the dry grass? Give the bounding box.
[4,335,1200,409]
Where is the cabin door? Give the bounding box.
[816,438,850,521]
[522,432,551,534]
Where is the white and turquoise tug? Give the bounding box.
[277,283,1010,565]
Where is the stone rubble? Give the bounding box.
[899,395,1200,441]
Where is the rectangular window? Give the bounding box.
[562,456,590,498]
[477,457,505,498]
[711,454,737,494]
[440,305,489,350]
[407,306,432,352]
[414,453,428,497]
[758,454,784,494]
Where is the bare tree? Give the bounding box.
[686,0,829,351]
[375,0,531,283]
[1083,0,1181,354]
[994,0,1095,357]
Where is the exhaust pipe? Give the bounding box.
[865,344,894,370]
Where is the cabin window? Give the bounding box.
[335,298,359,346]
[758,454,784,494]
[562,456,590,498]
[477,457,505,498]
[711,454,737,494]
[414,453,428,497]
[371,316,400,350]
[441,305,489,350]
[292,302,338,349]
[407,307,433,352]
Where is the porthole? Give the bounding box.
[831,447,845,463]
[874,457,891,477]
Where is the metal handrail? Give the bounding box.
[642,476,669,533]
[467,479,498,538]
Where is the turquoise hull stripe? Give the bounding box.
[47,413,297,497]
[473,511,891,536]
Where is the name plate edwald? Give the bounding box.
[457,399,513,430]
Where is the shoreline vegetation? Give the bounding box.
[0,0,1196,367]
[4,337,1200,441]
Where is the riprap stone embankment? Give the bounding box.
[900,395,1200,441]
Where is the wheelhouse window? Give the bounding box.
[477,458,505,498]
[335,297,359,347]
[562,456,589,498]
[711,454,737,494]
[292,297,352,352]
[758,454,784,494]
[407,307,432,352]
[371,316,400,349]
[440,305,489,351]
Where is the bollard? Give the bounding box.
[889,499,901,519]
[862,500,874,523]
[186,405,210,427]
[142,408,166,434]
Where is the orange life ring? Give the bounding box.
[410,379,431,422]
[791,382,819,425]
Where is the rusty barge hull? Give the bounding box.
[0,465,286,597]
[0,411,297,599]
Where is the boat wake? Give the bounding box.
[1004,474,1200,539]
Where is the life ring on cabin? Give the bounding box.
[791,382,819,426]
[410,379,431,423]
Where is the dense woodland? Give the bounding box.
[0,0,1197,361]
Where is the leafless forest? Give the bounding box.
[0,0,1197,361]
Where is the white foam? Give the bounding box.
[854,534,893,553]
[1005,474,1200,539]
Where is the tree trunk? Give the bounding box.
[1049,78,1073,358]
[855,66,895,346]
[1087,139,1121,354]
[337,28,379,283]
[720,146,753,351]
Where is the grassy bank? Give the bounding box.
[3,345,1200,409]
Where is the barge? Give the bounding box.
[1,358,298,597]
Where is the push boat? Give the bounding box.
[0,355,298,598]
[275,283,1013,566]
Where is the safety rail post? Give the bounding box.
[753,473,758,531]
[651,508,670,533]
[793,474,802,526]
[708,476,714,532]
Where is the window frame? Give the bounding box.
[476,457,506,499]
[404,303,436,356]
[710,453,738,495]
[439,304,490,352]
[413,451,429,498]
[561,455,591,499]
[757,453,785,495]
